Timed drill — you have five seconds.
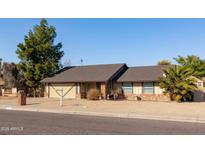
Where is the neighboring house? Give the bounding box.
[192,76,204,88]
[0,78,4,96]
[117,65,170,101]
[0,78,17,97]
[2,88,18,97]
[42,64,128,99]
[191,76,205,102]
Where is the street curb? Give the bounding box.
[1,106,205,123]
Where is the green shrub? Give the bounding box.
[87,89,100,100]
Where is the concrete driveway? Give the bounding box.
[1,97,205,123]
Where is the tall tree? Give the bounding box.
[174,55,205,78]
[16,19,64,96]
[157,60,171,66]
[159,66,197,102]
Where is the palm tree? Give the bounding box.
[174,55,205,78]
[159,66,197,102]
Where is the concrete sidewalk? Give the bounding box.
[1,97,205,123]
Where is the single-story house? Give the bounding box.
[42,63,128,99]
[42,63,205,101]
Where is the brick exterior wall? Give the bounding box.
[101,82,106,99]
[126,94,170,101]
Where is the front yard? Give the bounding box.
[0,97,205,122]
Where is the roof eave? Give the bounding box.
[41,80,109,83]
[117,80,159,82]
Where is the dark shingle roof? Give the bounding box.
[117,65,170,82]
[42,63,126,83]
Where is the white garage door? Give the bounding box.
[49,83,76,99]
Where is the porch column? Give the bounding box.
[44,83,49,98]
[101,82,106,99]
[76,83,81,99]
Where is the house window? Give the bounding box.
[142,82,154,94]
[122,82,133,94]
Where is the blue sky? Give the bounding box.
[0,18,205,66]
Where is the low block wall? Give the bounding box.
[126,94,170,101]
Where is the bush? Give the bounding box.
[110,87,124,99]
[87,89,100,100]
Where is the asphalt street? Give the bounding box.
[0,110,205,135]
